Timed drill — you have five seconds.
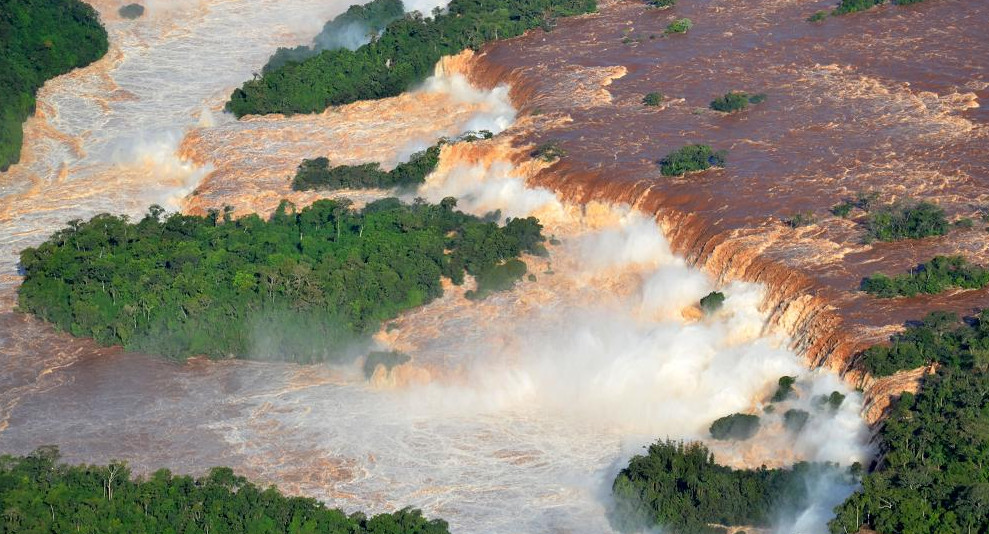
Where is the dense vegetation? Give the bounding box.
[709,91,766,113]
[859,310,976,376]
[709,413,760,441]
[865,200,948,242]
[0,0,109,171]
[292,132,490,192]
[0,447,449,533]
[646,0,675,8]
[293,145,439,191]
[861,255,989,298]
[830,311,989,534]
[699,291,724,313]
[642,92,664,106]
[17,198,546,361]
[610,440,823,534]
[262,0,405,74]
[783,409,809,432]
[226,0,597,116]
[658,144,726,176]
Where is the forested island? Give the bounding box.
[225,0,597,116]
[0,447,449,533]
[0,0,109,171]
[609,440,830,534]
[17,198,545,361]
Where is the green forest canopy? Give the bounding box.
[610,440,830,534]
[0,447,449,534]
[861,255,989,298]
[17,198,546,362]
[829,311,989,534]
[225,0,596,116]
[0,0,109,171]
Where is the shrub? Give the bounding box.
[709,413,761,441]
[832,201,855,218]
[955,217,975,229]
[807,10,829,22]
[865,200,948,242]
[699,291,725,313]
[363,350,411,379]
[643,92,664,106]
[709,92,766,113]
[860,255,989,298]
[784,211,816,228]
[532,140,567,162]
[647,0,675,7]
[118,3,145,18]
[665,18,692,34]
[770,376,797,402]
[658,144,726,176]
[817,391,846,411]
[783,409,810,433]
[833,0,885,15]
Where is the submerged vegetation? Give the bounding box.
[17,198,545,361]
[831,311,989,534]
[0,447,449,533]
[659,144,726,176]
[0,0,109,171]
[610,440,826,534]
[118,3,145,19]
[531,140,567,162]
[709,91,766,113]
[861,255,989,298]
[226,0,597,116]
[363,350,411,379]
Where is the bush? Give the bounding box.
[833,0,885,15]
[643,92,664,106]
[363,350,411,379]
[709,92,765,113]
[532,140,567,161]
[807,10,829,21]
[770,376,797,402]
[817,391,846,411]
[861,255,989,298]
[118,3,145,19]
[784,211,816,228]
[647,0,675,7]
[658,144,726,176]
[665,18,693,34]
[783,409,810,432]
[832,201,855,218]
[865,200,948,241]
[699,291,725,313]
[709,413,761,441]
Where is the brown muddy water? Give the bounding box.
[4,0,966,531]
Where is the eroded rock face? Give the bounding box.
[450,0,989,422]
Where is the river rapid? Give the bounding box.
[0,1,872,532]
